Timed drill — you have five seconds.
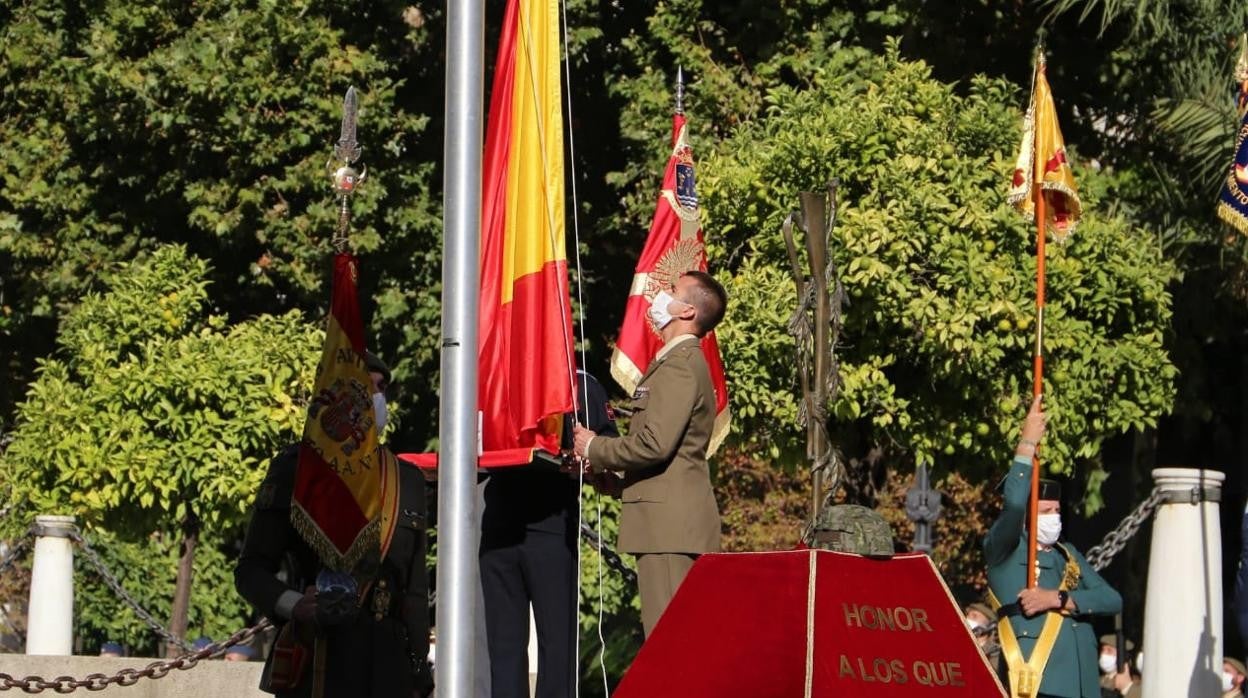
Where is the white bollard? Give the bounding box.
[1141,468,1224,698]
[25,515,76,656]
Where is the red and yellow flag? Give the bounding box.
[609,112,731,454]
[1008,56,1081,239]
[292,254,399,571]
[478,0,575,457]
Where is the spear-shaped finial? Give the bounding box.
[674,66,685,116]
[330,87,366,252]
[335,87,362,164]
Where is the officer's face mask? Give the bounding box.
[372,392,388,433]
[1098,652,1117,675]
[1223,671,1236,693]
[648,291,677,330]
[1036,513,1062,546]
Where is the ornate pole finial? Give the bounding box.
[674,66,685,116]
[330,87,366,253]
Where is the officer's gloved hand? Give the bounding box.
[315,587,359,627]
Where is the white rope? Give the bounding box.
[553,0,598,693]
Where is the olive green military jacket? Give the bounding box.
[984,457,1122,698]
[588,336,721,554]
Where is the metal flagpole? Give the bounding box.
[438,0,485,694]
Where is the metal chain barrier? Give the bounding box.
[579,521,637,585]
[0,618,273,694]
[67,531,193,653]
[1086,487,1164,572]
[0,529,34,579]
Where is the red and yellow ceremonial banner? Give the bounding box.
[478,0,575,457]
[1008,57,1082,239]
[610,113,731,453]
[292,254,399,571]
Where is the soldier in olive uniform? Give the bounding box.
[573,271,728,637]
[234,353,433,697]
[984,395,1122,698]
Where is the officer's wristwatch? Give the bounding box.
[1057,590,1069,610]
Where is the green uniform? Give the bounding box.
[984,457,1122,698]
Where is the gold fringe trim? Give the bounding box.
[1217,201,1248,237]
[707,404,731,458]
[290,503,381,573]
[609,350,645,399]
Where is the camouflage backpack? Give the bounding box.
[805,504,894,557]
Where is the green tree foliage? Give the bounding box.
[702,49,1178,498]
[0,244,319,647]
[0,0,443,440]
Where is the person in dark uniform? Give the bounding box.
[234,352,433,698]
[479,370,618,698]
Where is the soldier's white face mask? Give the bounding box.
[1223,671,1236,693]
[373,392,388,433]
[1036,513,1062,546]
[1098,652,1117,675]
[648,291,677,330]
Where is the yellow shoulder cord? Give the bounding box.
[988,544,1082,698]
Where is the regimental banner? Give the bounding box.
[478,0,575,458]
[609,113,731,454]
[1217,41,1248,236]
[292,254,399,572]
[615,551,1005,697]
[1008,56,1081,240]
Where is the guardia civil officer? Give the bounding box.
[234,353,432,697]
[984,395,1122,698]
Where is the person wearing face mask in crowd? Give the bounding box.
[234,352,434,697]
[572,271,729,638]
[1225,658,1247,698]
[1096,635,1139,698]
[983,395,1123,698]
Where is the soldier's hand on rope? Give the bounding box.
[573,424,596,460]
[1016,586,1061,616]
[1016,394,1046,459]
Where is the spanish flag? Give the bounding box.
[1008,54,1082,240]
[478,0,575,457]
[609,110,731,455]
[292,254,400,572]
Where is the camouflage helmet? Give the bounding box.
[806,504,894,557]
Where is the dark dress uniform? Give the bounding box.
[479,371,618,698]
[235,444,433,698]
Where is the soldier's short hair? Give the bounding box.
[682,271,728,335]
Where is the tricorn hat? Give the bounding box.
[363,351,391,384]
[1038,478,1061,501]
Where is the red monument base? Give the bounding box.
[614,550,1005,697]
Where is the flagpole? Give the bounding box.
[438,0,484,694]
[1027,177,1046,589]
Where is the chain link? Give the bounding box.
[0,618,273,693]
[578,522,637,585]
[0,529,34,579]
[67,531,193,653]
[1086,487,1163,572]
